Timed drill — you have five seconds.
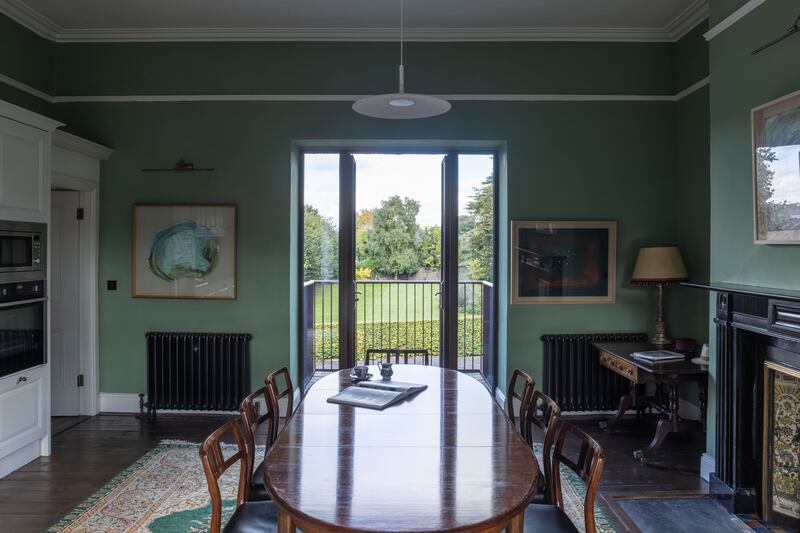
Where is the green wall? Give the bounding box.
[706,0,800,455]
[0,13,711,397]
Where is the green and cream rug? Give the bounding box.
[49,440,616,533]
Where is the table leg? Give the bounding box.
[698,380,707,429]
[277,507,295,533]
[507,510,525,533]
[599,393,632,431]
[633,384,680,462]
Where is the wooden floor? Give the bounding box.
[0,410,707,533]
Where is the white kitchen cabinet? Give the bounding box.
[0,365,48,478]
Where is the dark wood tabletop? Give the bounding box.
[264,365,539,533]
[594,343,708,377]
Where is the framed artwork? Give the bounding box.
[753,89,800,244]
[132,204,237,299]
[762,361,800,529]
[511,220,616,304]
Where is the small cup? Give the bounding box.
[352,365,370,379]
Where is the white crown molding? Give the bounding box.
[0,0,708,43]
[704,0,768,41]
[0,0,59,40]
[0,98,62,130]
[665,0,710,41]
[52,129,113,160]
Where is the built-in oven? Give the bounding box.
[0,220,46,283]
[0,280,46,379]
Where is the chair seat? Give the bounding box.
[249,460,271,501]
[523,504,579,533]
[223,501,278,533]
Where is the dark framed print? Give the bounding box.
[132,204,237,299]
[511,220,616,304]
[753,89,800,244]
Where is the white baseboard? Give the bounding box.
[0,441,39,479]
[494,387,506,407]
[99,392,237,415]
[700,453,715,482]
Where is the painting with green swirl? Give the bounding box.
[133,205,236,299]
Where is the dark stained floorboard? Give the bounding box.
[0,409,706,532]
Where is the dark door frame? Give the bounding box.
[298,147,499,389]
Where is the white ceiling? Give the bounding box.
[1,0,709,42]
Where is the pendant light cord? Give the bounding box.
[399,0,405,93]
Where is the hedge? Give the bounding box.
[312,317,484,360]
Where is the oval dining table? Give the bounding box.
[264,365,539,533]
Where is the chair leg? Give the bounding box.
[277,507,295,533]
[507,510,525,533]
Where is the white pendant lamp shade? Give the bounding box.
[353,67,451,119]
[353,1,450,120]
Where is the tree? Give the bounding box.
[464,178,494,281]
[304,205,338,281]
[419,226,441,269]
[355,209,373,270]
[364,196,422,277]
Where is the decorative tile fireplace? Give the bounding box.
[689,282,800,529]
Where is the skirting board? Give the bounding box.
[494,387,506,408]
[99,390,303,415]
[0,440,39,479]
[700,453,715,482]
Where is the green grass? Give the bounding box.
[311,281,485,325]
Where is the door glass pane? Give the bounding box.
[458,154,495,373]
[303,153,340,371]
[353,154,444,366]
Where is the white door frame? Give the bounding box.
[51,131,112,416]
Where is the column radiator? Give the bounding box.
[541,332,647,412]
[145,332,252,417]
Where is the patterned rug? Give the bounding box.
[49,440,613,533]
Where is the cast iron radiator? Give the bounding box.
[144,332,252,416]
[541,332,647,412]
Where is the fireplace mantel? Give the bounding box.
[687,281,800,525]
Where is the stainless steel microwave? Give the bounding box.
[0,221,46,283]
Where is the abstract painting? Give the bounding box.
[511,221,616,304]
[132,205,236,299]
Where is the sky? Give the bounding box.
[304,153,494,227]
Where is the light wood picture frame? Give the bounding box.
[132,204,237,299]
[752,89,800,244]
[511,220,616,305]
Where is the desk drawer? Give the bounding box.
[599,351,638,382]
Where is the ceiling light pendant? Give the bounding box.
[353,0,450,120]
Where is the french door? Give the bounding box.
[300,149,497,388]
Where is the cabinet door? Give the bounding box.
[0,116,50,222]
[0,365,46,459]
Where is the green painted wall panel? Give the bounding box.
[707,0,800,455]
[673,20,710,93]
[52,41,675,97]
[0,14,53,94]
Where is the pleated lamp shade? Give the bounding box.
[631,245,689,286]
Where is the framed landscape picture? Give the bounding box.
[511,220,616,304]
[753,89,800,244]
[132,204,237,299]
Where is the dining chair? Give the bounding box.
[239,385,279,502]
[525,390,562,504]
[199,419,278,533]
[523,422,607,533]
[265,367,294,441]
[505,369,535,436]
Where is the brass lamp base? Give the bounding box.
[650,319,671,345]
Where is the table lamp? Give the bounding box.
[631,245,689,345]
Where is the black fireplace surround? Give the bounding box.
[687,282,800,521]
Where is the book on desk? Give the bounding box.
[327,380,428,410]
[631,350,685,363]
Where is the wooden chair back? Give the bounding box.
[505,369,535,435]
[550,422,606,533]
[239,386,278,482]
[266,367,294,440]
[525,390,562,503]
[365,348,430,365]
[199,419,250,533]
